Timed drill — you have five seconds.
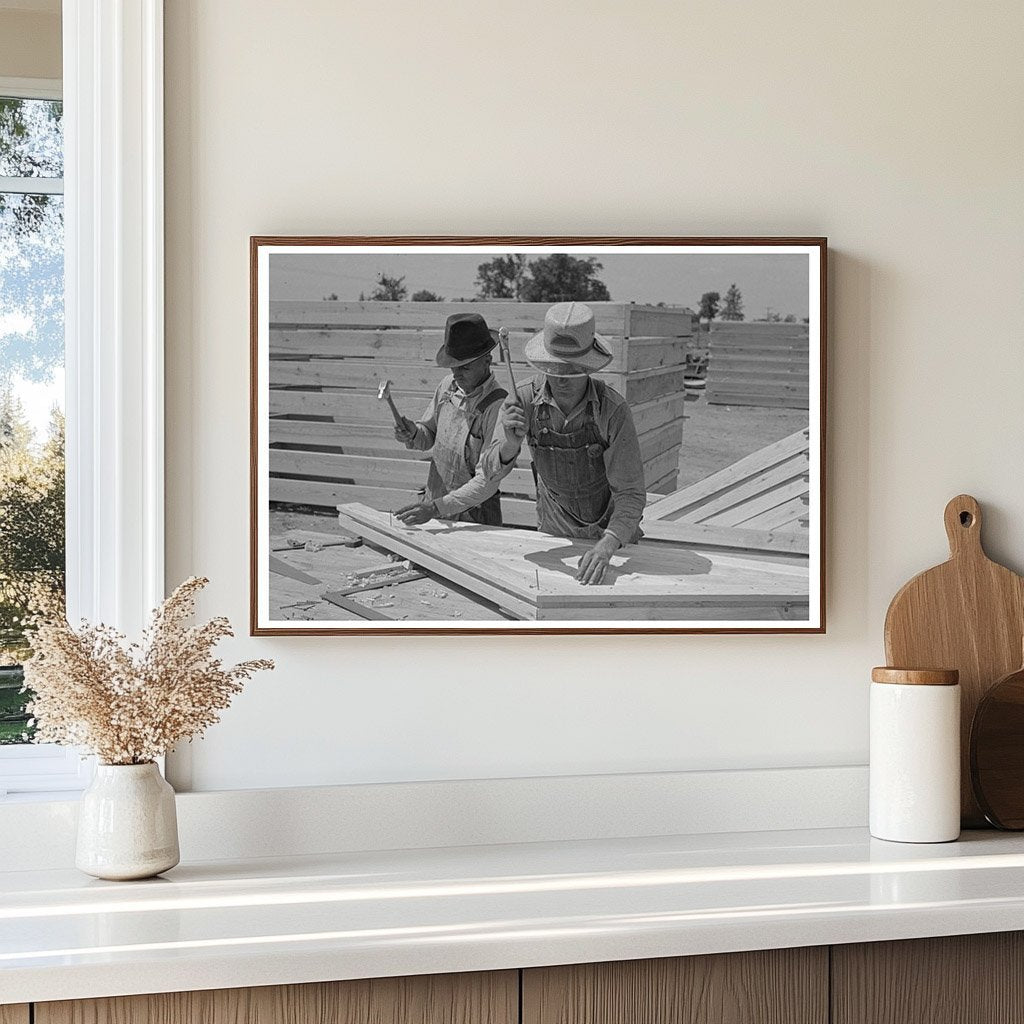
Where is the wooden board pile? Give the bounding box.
[706,322,811,409]
[338,503,810,622]
[645,429,810,539]
[269,301,695,526]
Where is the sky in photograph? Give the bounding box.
[270,251,812,319]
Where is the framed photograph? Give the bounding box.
[251,236,826,635]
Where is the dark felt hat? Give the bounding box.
[435,313,499,368]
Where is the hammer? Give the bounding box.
[377,379,405,428]
[497,326,519,397]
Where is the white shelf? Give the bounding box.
[5,826,1024,1004]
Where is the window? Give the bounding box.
[0,79,83,796]
[0,5,166,799]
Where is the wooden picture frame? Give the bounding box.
[251,237,826,635]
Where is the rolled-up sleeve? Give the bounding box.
[405,383,443,451]
[602,404,646,545]
[480,384,532,483]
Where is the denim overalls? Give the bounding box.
[424,381,506,526]
[526,379,626,540]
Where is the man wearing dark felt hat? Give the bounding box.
[394,313,508,526]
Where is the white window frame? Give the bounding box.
[0,0,164,798]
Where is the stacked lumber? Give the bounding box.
[337,503,810,622]
[706,322,811,409]
[645,428,811,538]
[269,301,695,524]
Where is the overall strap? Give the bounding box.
[475,387,507,416]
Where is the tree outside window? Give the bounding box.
[0,94,65,744]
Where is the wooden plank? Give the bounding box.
[741,494,811,531]
[547,600,810,621]
[271,328,688,374]
[0,1008,29,1024]
[328,569,427,596]
[638,419,686,462]
[321,592,398,620]
[271,299,629,334]
[675,454,809,525]
[269,449,535,495]
[707,392,809,409]
[646,430,809,521]
[708,476,810,528]
[622,336,690,370]
[630,395,686,434]
[641,518,810,556]
[647,469,679,495]
[710,377,809,395]
[272,477,422,510]
[336,503,809,622]
[37,971,518,1024]
[832,933,1024,1024]
[710,321,810,336]
[642,445,682,493]
[522,948,827,1024]
[270,360,684,406]
[268,554,321,586]
[627,306,695,338]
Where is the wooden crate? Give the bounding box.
[268,301,694,516]
[706,321,811,409]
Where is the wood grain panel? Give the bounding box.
[0,1006,29,1024]
[37,971,517,1024]
[522,949,827,1024]
[832,933,1024,1024]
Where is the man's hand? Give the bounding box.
[498,395,527,463]
[395,501,437,526]
[393,416,417,445]
[577,533,620,585]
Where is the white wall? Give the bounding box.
[163,0,1024,792]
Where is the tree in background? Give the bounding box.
[520,255,610,302]
[698,291,720,322]
[783,313,797,323]
[475,254,529,299]
[0,97,64,387]
[368,272,407,302]
[411,289,444,302]
[0,394,65,669]
[721,283,745,321]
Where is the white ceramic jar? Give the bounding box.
[76,762,180,880]
[870,667,961,843]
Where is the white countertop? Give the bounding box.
[4,826,1024,1004]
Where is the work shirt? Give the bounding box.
[405,372,505,518]
[482,376,646,545]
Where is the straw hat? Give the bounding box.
[523,302,612,376]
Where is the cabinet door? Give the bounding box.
[832,932,1024,1024]
[35,971,517,1024]
[0,1007,30,1024]
[523,948,828,1024]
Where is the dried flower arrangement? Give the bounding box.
[22,577,273,765]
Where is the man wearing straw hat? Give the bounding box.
[392,312,508,526]
[482,302,646,586]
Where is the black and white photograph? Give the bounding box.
[251,238,825,634]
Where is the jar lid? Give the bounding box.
[871,667,959,686]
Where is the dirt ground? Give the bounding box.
[675,395,807,490]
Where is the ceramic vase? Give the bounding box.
[76,762,180,880]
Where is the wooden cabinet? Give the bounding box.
[13,933,1024,1023]
[522,948,828,1024]
[832,932,1024,1024]
[34,972,517,1024]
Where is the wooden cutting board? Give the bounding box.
[884,494,1024,826]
